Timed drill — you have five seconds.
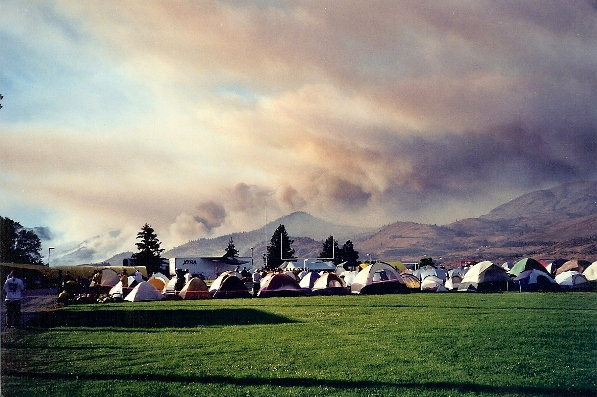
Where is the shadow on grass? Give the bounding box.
[27,308,295,328]
[3,371,593,396]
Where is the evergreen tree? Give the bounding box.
[264,224,294,270]
[131,223,164,274]
[319,235,340,264]
[223,237,239,259]
[341,240,359,268]
[0,216,43,264]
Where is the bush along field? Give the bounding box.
[2,292,596,397]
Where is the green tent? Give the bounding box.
[509,258,549,277]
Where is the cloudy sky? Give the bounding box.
[1,0,596,262]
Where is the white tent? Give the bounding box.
[421,275,447,292]
[124,281,163,302]
[458,261,510,292]
[351,263,406,294]
[582,262,597,281]
[299,271,320,289]
[339,270,357,287]
[445,275,462,291]
[555,271,590,290]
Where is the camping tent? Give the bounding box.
[209,272,251,299]
[509,258,549,277]
[179,277,211,300]
[100,268,120,287]
[555,260,591,276]
[445,275,462,291]
[501,262,514,271]
[108,281,133,299]
[304,261,336,272]
[339,270,357,287]
[583,262,597,281]
[351,263,407,295]
[150,272,170,284]
[148,277,166,291]
[124,281,163,302]
[312,272,347,295]
[547,258,568,276]
[400,273,421,290]
[258,273,309,297]
[514,269,559,292]
[555,271,590,290]
[284,271,300,281]
[162,277,179,298]
[280,261,298,271]
[421,275,447,292]
[386,261,407,272]
[299,271,320,289]
[458,261,511,292]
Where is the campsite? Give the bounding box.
[2,257,596,397]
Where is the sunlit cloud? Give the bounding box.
[1,0,595,262]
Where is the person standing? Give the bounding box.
[3,271,25,328]
[252,269,262,297]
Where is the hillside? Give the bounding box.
[99,180,596,267]
[163,211,374,259]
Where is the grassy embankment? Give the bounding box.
[2,292,596,396]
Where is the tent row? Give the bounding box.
[93,258,596,302]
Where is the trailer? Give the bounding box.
[168,257,251,279]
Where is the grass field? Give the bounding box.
[2,292,596,396]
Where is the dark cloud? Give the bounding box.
[278,185,307,211]
[33,226,53,241]
[194,201,227,233]
[375,122,596,212]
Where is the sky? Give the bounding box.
[1,0,596,263]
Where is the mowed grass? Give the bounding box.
[2,292,596,397]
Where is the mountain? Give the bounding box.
[89,180,597,267]
[359,181,597,264]
[162,211,375,259]
[481,181,597,221]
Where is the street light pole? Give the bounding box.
[48,247,55,267]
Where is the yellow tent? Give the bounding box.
[386,261,407,272]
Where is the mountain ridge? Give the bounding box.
[59,180,596,266]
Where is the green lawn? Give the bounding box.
[2,292,596,396]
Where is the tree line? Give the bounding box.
[0,217,360,272]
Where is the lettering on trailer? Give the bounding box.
[183,259,197,265]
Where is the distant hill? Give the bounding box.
[163,211,375,259]
[97,180,597,267]
[481,181,597,221]
[359,181,597,264]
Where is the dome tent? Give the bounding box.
[421,275,447,292]
[351,263,407,295]
[458,261,511,292]
[179,277,211,300]
[209,272,251,299]
[583,261,597,281]
[514,269,559,292]
[555,260,591,276]
[124,281,163,302]
[555,271,590,290]
[100,268,120,287]
[258,273,309,298]
[312,272,348,295]
[299,271,320,289]
[509,258,549,277]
